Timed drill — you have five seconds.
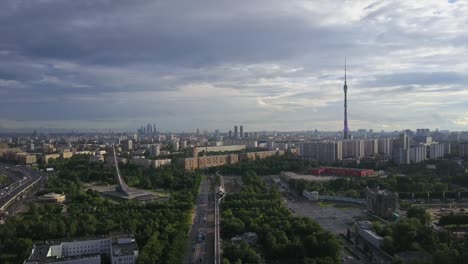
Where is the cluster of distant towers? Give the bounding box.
[228,125,245,139]
[138,123,157,135]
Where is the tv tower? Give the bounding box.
[343,59,349,140]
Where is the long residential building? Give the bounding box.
[341,139,364,159]
[197,145,246,153]
[377,138,394,156]
[460,143,468,159]
[128,157,171,169]
[178,149,284,170]
[299,142,342,163]
[24,234,138,264]
[363,139,378,157]
[410,145,426,163]
[393,134,450,165]
[223,139,258,149]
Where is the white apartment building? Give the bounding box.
[24,235,138,264]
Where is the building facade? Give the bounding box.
[299,142,342,163]
[178,149,283,171]
[24,235,138,264]
[460,143,468,159]
[311,167,374,177]
[377,138,394,156]
[366,188,398,219]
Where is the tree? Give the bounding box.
[407,207,431,226]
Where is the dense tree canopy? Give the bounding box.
[375,207,468,264]
[219,155,315,175]
[0,155,201,264]
[221,171,340,264]
[289,159,468,200]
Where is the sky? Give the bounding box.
[0,0,467,132]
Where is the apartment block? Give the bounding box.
[299,142,342,163]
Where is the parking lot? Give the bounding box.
[279,185,370,263]
[285,199,366,235]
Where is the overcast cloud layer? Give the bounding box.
[1,0,467,132]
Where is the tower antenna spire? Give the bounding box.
[345,57,347,84]
[343,57,349,140]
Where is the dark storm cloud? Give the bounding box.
[0,0,467,130]
[1,0,348,67]
[0,0,352,101]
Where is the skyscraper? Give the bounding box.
[343,59,349,140]
[393,133,410,165]
[146,123,152,135]
[240,125,244,139]
[234,126,238,139]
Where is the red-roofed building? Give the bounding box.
[311,167,374,177]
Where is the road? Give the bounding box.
[183,176,215,264]
[214,171,225,264]
[0,163,45,223]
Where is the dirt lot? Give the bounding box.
[285,199,366,235]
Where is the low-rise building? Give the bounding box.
[178,157,198,171]
[38,193,66,204]
[238,152,256,161]
[255,150,279,160]
[0,148,22,161]
[197,145,246,153]
[223,139,258,149]
[61,151,74,159]
[230,232,258,245]
[43,153,61,164]
[74,150,93,155]
[357,221,383,249]
[152,159,171,168]
[198,154,238,169]
[303,190,319,201]
[310,167,374,177]
[17,153,37,165]
[24,234,138,264]
[129,158,152,168]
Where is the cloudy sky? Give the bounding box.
[0,0,467,132]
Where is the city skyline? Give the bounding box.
[1,0,468,132]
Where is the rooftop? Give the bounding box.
[112,236,138,256]
[25,234,137,263]
[39,193,65,199]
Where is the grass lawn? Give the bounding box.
[318,201,334,207]
[0,174,9,185]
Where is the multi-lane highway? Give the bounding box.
[214,172,225,264]
[0,163,44,222]
[184,177,215,264]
